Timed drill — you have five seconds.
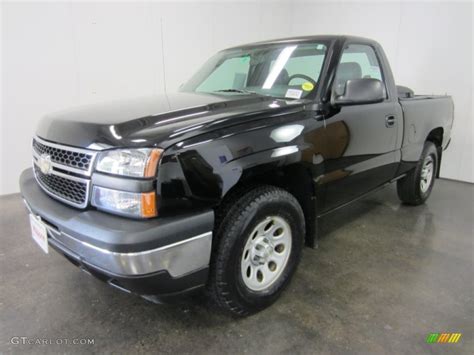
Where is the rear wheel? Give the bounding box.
[208,185,305,316]
[397,141,438,205]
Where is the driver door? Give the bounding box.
[321,43,401,211]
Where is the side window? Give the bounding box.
[334,44,385,96]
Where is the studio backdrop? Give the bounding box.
[1,0,472,194]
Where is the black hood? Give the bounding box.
[36,92,306,150]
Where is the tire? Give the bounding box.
[208,185,305,316]
[397,141,438,205]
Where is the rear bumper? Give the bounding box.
[20,168,214,298]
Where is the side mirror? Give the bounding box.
[332,78,385,106]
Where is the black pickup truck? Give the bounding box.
[20,35,454,316]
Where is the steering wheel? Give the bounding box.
[286,74,317,86]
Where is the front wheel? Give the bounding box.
[397,141,438,205]
[208,186,305,316]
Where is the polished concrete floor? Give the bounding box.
[0,179,472,354]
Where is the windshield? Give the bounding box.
[181,42,328,100]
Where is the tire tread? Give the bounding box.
[208,185,304,316]
[397,141,438,205]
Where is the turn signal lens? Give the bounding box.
[91,186,158,218]
[141,192,157,217]
[144,149,162,178]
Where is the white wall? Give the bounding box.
[1,0,292,194]
[1,1,472,194]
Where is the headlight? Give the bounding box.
[92,186,157,218]
[96,148,162,178]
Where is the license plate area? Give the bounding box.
[29,214,48,254]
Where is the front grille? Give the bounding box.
[34,165,88,206]
[33,138,94,171]
[32,136,97,208]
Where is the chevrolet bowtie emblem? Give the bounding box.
[39,154,53,175]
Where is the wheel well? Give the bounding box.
[426,127,443,147]
[426,127,443,177]
[214,164,318,248]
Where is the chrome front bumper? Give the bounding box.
[20,168,214,295]
[25,200,212,278]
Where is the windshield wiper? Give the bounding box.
[213,89,257,94]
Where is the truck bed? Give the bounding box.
[400,94,450,100]
[399,95,454,162]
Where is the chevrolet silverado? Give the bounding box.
[20,35,454,316]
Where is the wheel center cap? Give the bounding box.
[250,237,274,265]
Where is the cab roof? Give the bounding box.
[224,35,379,51]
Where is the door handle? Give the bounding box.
[385,115,396,127]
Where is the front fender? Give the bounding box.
[156,114,325,215]
[216,143,312,196]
